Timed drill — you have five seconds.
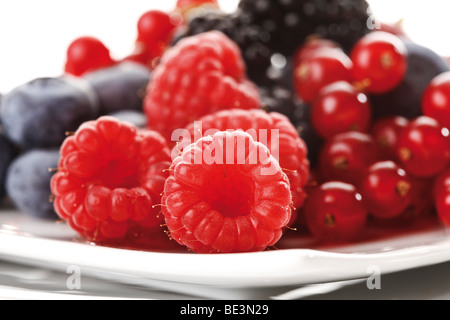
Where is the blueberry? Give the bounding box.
[0,93,4,126]
[370,41,450,120]
[83,61,151,114]
[0,132,17,202]
[108,110,147,128]
[6,149,60,219]
[1,76,100,149]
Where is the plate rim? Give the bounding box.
[2,226,450,288]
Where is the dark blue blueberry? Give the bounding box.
[1,76,100,149]
[6,149,60,219]
[108,110,147,128]
[84,61,151,114]
[0,93,3,121]
[0,93,4,126]
[370,41,450,120]
[0,132,18,202]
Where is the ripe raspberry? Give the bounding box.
[50,116,172,249]
[143,31,260,142]
[161,130,292,253]
[179,108,310,211]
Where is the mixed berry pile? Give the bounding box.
[1,0,450,254]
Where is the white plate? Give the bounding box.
[1,209,450,294]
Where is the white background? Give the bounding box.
[0,0,449,94]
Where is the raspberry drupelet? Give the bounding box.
[50,116,172,249]
[143,31,260,142]
[181,108,310,212]
[161,130,293,254]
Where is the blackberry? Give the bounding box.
[260,84,323,168]
[238,0,371,55]
[174,1,371,85]
[173,9,276,85]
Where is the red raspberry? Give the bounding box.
[161,130,293,253]
[179,108,310,212]
[143,31,261,142]
[50,116,172,249]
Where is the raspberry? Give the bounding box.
[161,130,292,253]
[50,116,172,249]
[179,108,310,211]
[143,31,260,142]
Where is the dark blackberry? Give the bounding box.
[173,9,276,85]
[238,0,371,55]
[260,84,323,167]
[174,1,371,85]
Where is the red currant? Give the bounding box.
[137,10,180,46]
[293,48,353,103]
[406,176,435,219]
[122,42,154,68]
[360,161,412,219]
[64,36,116,76]
[396,116,450,178]
[433,168,450,199]
[350,31,408,94]
[422,72,450,128]
[370,116,409,161]
[433,168,450,227]
[311,81,371,140]
[293,38,342,65]
[434,188,450,227]
[133,10,181,66]
[303,181,368,243]
[318,132,381,187]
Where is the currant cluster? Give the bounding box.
[293,30,450,243]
